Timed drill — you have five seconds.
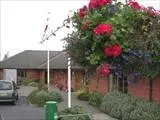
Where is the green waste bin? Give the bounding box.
[45,101,58,120]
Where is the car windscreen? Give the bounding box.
[0,81,12,90]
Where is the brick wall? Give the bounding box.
[88,73,109,95]
[40,71,45,82]
[0,69,3,79]
[49,69,84,91]
[152,75,160,103]
[128,78,150,100]
[26,69,40,80]
[128,74,160,103]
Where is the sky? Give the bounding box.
[0,0,160,60]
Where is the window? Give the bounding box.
[17,70,26,78]
[0,81,12,90]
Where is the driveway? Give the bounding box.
[0,86,44,120]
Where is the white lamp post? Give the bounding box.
[68,57,71,108]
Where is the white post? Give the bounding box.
[47,49,50,91]
[68,57,71,108]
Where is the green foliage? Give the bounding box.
[58,105,91,120]
[100,91,160,120]
[28,81,39,87]
[64,0,160,79]
[22,78,34,86]
[22,78,40,87]
[28,89,63,107]
[37,82,48,91]
[89,92,103,106]
[76,86,89,101]
[76,86,89,96]
[77,93,89,101]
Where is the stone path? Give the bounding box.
[18,85,37,96]
[53,87,117,120]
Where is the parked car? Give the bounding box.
[0,80,19,105]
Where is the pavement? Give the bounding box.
[51,87,118,120]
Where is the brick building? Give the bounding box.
[1,50,160,103]
[0,50,84,91]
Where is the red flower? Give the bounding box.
[147,7,156,17]
[112,44,123,57]
[104,46,113,56]
[97,64,110,77]
[129,0,141,10]
[82,22,90,30]
[94,23,113,36]
[89,0,112,9]
[104,44,122,57]
[78,5,87,19]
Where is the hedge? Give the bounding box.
[100,91,160,120]
[28,89,63,107]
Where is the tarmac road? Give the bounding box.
[0,86,45,120]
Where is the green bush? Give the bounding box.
[58,105,91,120]
[100,91,160,120]
[28,82,39,87]
[22,78,40,86]
[89,92,103,107]
[76,86,89,101]
[37,82,48,90]
[76,86,88,96]
[28,89,63,107]
[22,78,33,86]
[129,100,160,120]
[77,93,89,101]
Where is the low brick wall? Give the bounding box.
[128,79,150,100]
[128,74,160,103]
[152,75,160,102]
[88,74,109,95]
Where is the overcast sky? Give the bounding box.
[0,0,160,60]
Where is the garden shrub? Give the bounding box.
[22,78,34,86]
[76,86,89,101]
[76,86,88,96]
[28,81,39,87]
[58,105,91,120]
[77,93,89,101]
[37,82,48,90]
[100,91,160,120]
[129,100,160,120]
[49,90,63,102]
[28,89,63,107]
[89,92,103,107]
